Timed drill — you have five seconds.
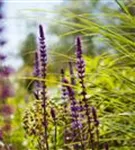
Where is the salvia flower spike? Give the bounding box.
[38,24,49,150]
[76,36,94,149]
[76,37,86,100]
[63,78,84,149]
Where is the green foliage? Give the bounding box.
[84,54,135,149]
[53,1,135,148]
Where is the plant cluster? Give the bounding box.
[23,25,109,150]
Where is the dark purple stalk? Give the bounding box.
[63,78,84,150]
[75,37,94,149]
[39,25,49,150]
[60,69,69,148]
[69,62,76,85]
[91,106,99,149]
[51,108,57,150]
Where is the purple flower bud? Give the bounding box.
[0,54,6,61]
[76,36,82,59]
[72,120,82,129]
[39,24,45,39]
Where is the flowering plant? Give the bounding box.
[23,25,108,150]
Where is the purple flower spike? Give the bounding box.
[38,24,47,100]
[63,78,79,127]
[75,37,94,148]
[39,25,47,80]
[63,78,84,148]
[38,24,49,150]
[38,24,47,98]
[0,54,6,61]
[76,37,85,81]
[64,79,82,129]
